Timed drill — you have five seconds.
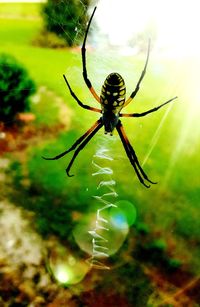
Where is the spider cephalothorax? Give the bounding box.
[43,7,177,188]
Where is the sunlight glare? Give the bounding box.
[97,0,200,56]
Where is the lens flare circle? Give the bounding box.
[110,200,137,228]
[48,244,89,286]
[73,212,129,257]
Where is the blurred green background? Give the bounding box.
[0,1,200,306]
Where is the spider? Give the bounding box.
[43,6,177,188]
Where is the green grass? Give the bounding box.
[0,18,41,45]
[0,2,42,18]
[1,3,200,275]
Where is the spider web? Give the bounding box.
[0,0,182,287]
[0,0,175,253]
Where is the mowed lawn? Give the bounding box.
[1,2,200,274]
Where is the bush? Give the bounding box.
[42,0,90,47]
[0,54,36,124]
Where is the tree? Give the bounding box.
[42,0,91,47]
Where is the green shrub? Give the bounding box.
[42,0,90,47]
[0,53,36,124]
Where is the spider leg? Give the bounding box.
[42,119,102,160]
[63,74,101,113]
[66,119,103,177]
[123,39,150,108]
[120,96,177,117]
[127,141,157,185]
[116,121,156,188]
[81,6,100,103]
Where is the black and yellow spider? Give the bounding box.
[43,7,177,188]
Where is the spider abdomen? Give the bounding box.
[100,73,126,114]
